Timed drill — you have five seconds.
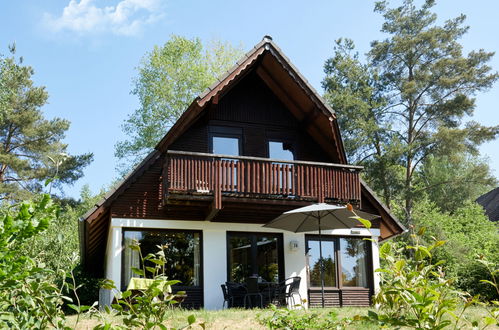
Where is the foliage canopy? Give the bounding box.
[0,45,93,201]
[115,36,243,174]
[323,0,499,222]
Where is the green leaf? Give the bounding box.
[67,304,79,312]
[131,267,144,276]
[121,290,132,299]
[353,216,372,229]
[188,314,196,325]
[479,280,496,287]
[379,242,391,258]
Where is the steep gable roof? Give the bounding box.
[477,187,499,222]
[80,36,406,270]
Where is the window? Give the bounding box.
[268,141,294,161]
[340,238,368,287]
[209,126,242,156]
[212,136,240,156]
[305,236,369,288]
[227,232,284,283]
[122,229,202,290]
[306,239,336,287]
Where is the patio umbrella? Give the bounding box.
[263,203,379,307]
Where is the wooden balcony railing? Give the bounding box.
[165,150,362,209]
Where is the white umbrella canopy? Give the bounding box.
[263,203,379,232]
[263,203,380,308]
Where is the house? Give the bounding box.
[79,36,406,309]
[477,187,499,222]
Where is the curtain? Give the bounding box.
[123,231,143,288]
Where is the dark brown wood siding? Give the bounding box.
[168,71,332,162]
[173,286,203,309]
[308,288,371,307]
[111,156,164,219]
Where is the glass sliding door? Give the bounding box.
[121,229,202,290]
[306,239,336,288]
[227,235,252,283]
[340,238,368,287]
[268,141,295,193]
[256,235,280,283]
[305,236,370,289]
[227,232,283,283]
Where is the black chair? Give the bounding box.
[225,282,246,308]
[287,277,302,306]
[244,276,263,308]
[272,276,302,307]
[221,284,230,309]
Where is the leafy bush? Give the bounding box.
[0,194,72,329]
[95,240,199,330]
[411,201,499,301]
[258,304,354,329]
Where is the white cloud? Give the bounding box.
[43,0,164,36]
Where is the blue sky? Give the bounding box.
[1,0,498,198]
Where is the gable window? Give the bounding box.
[305,236,370,288]
[121,229,202,290]
[227,232,284,283]
[268,141,294,161]
[212,136,240,156]
[209,126,242,156]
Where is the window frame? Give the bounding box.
[305,235,373,290]
[266,139,295,161]
[209,126,242,156]
[121,228,203,291]
[226,231,285,283]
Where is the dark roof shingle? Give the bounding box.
[476,187,499,222]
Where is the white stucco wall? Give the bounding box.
[102,217,380,310]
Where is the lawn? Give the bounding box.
[67,306,495,329]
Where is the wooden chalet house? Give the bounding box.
[80,36,406,309]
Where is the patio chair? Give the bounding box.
[244,276,263,308]
[221,284,230,309]
[272,276,302,307]
[225,282,246,308]
[287,276,302,306]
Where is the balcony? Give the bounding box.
[165,151,362,212]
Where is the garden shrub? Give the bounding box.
[365,229,479,329]
[0,194,72,329]
[411,201,499,301]
[95,240,199,330]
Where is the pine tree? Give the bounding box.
[0,45,92,200]
[323,0,499,223]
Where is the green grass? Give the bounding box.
[67,306,496,329]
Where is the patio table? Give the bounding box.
[126,278,172,292]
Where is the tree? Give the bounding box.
[115,36,243,174]
[415,152,496,213]
[323,39,404,208]
[323,0,499,223]
[0,45,93,201]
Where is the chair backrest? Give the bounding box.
[246,276,259,294]
[226,282,246,296]
[275,278,291,295]
[221,284,228,299]
[289,276,301,294]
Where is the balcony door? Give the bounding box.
[209,127,242,192]
[227,232,284,283]
[268,141,295,194]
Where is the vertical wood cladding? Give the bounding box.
[308,289,371,307]
[111,156,164,219]
[167,71,332,162]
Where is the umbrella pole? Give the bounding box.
[318,217,325,308]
